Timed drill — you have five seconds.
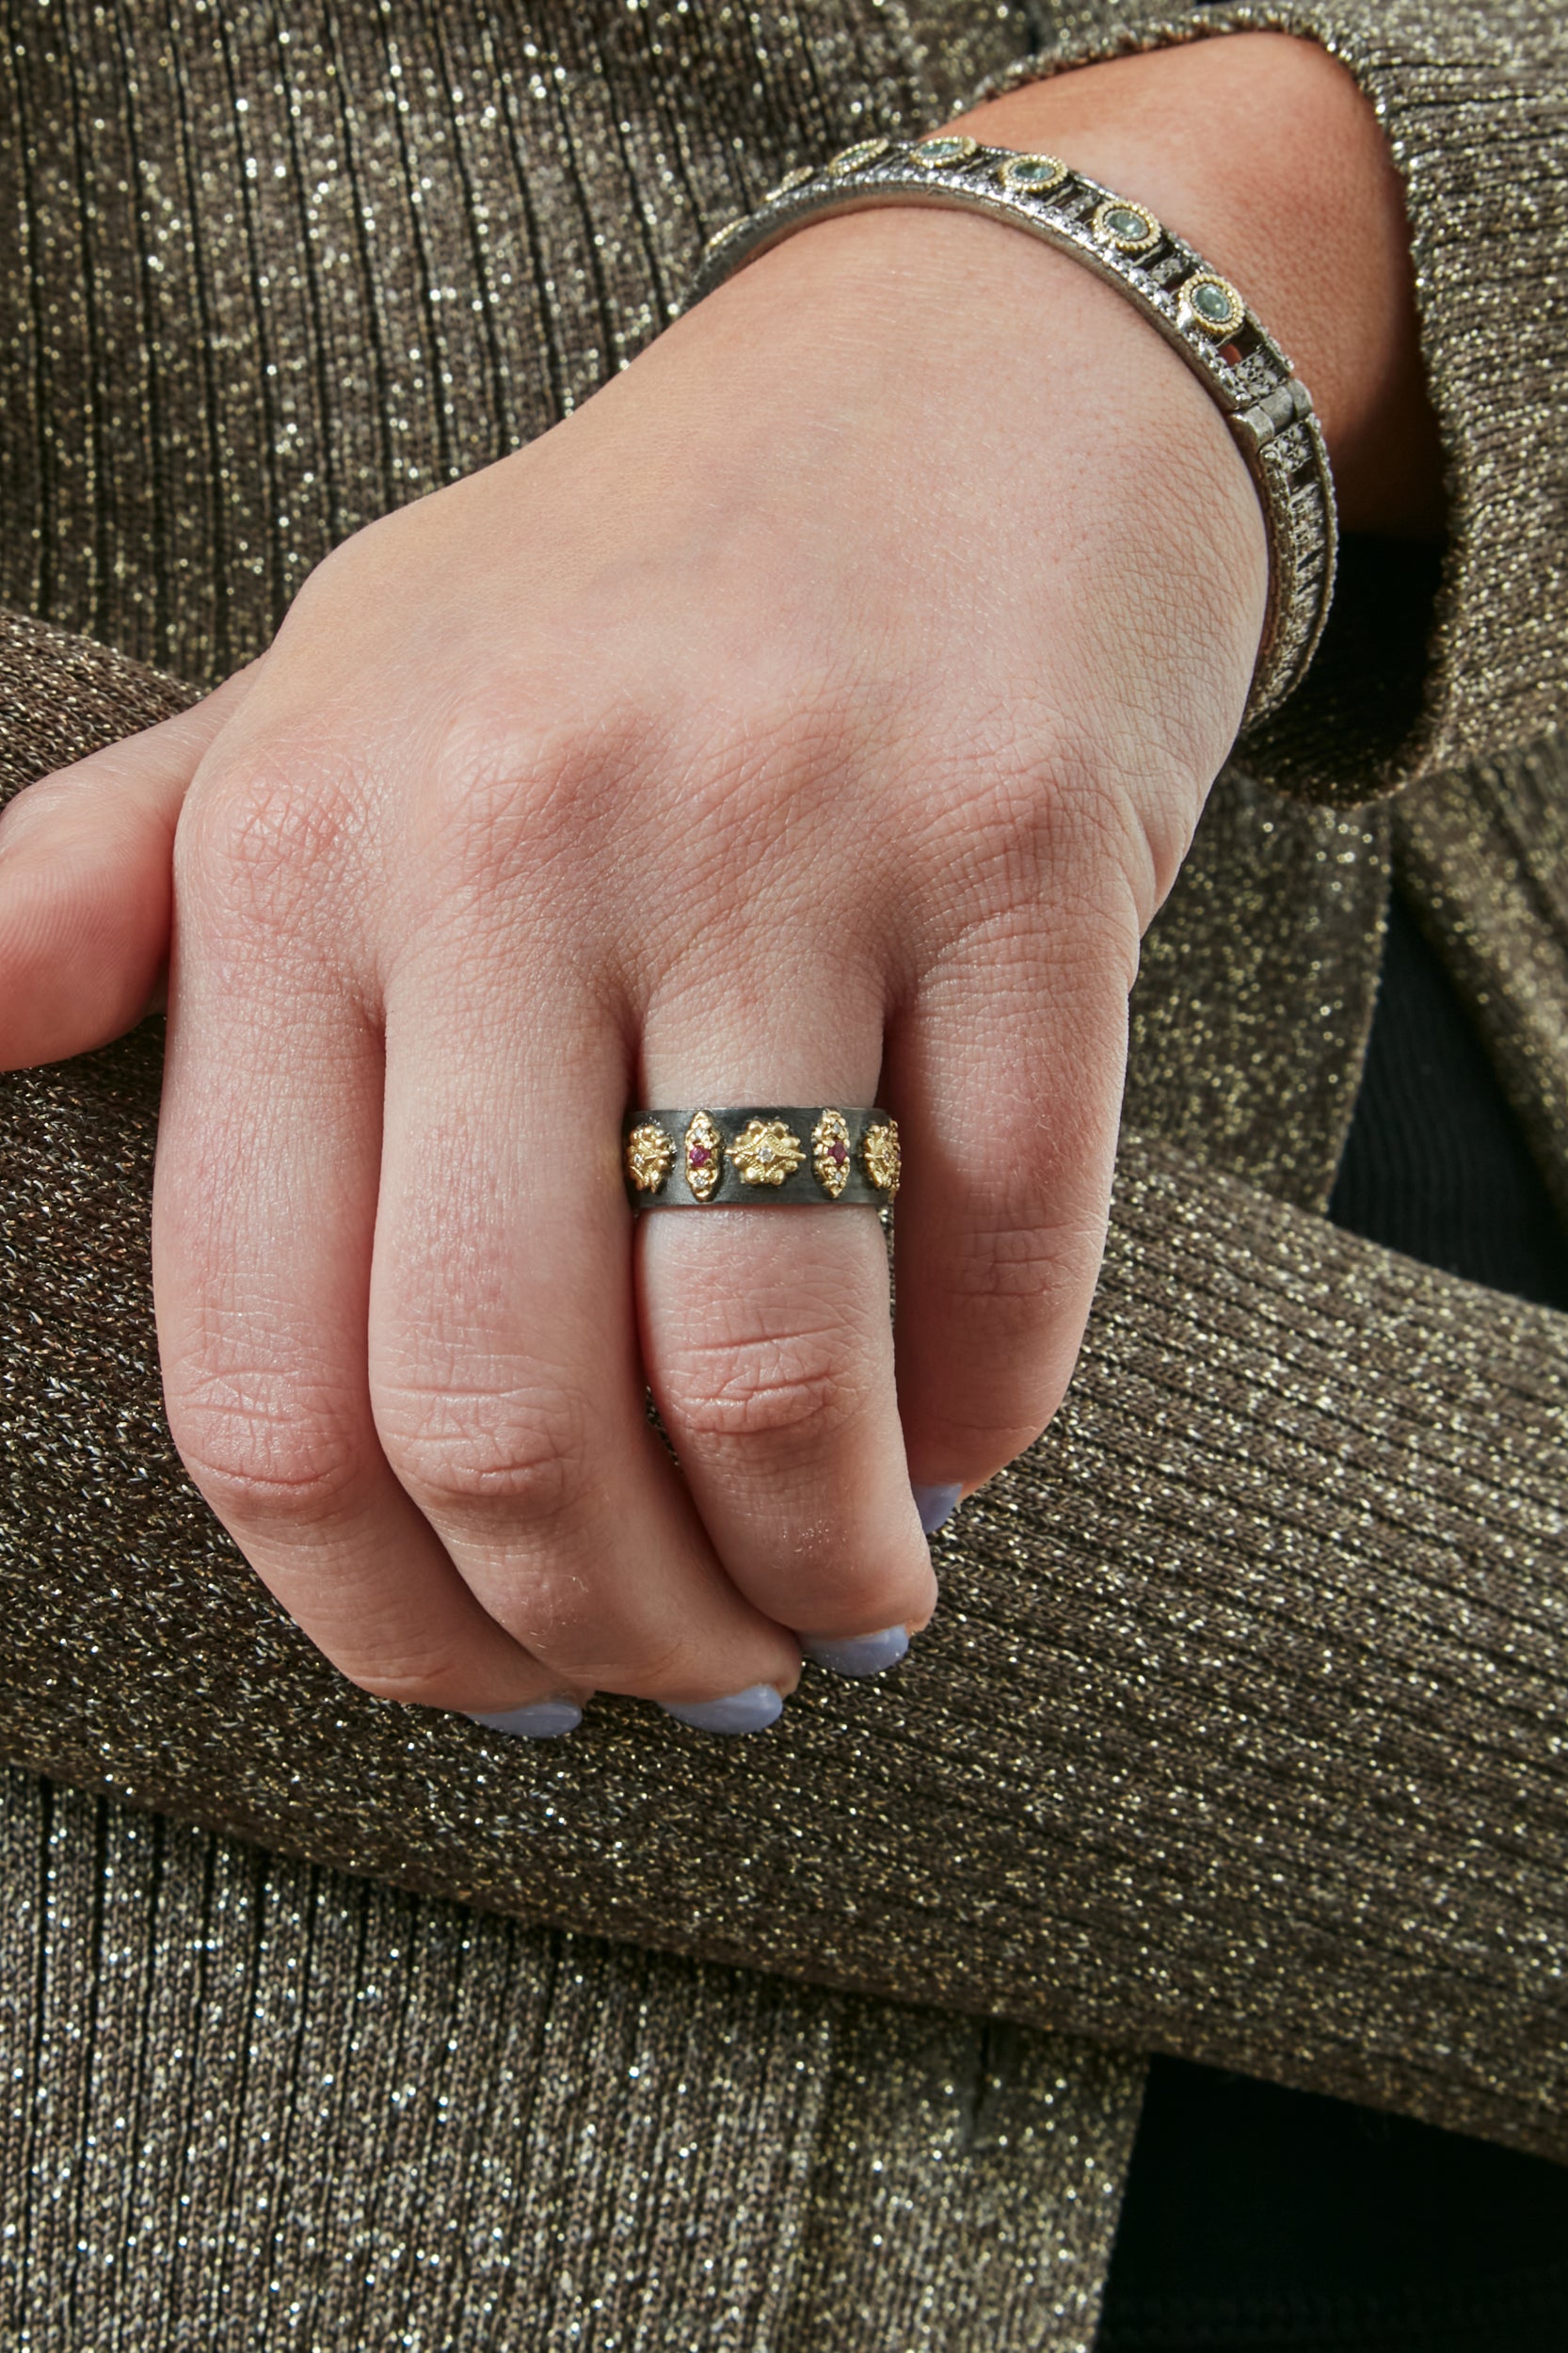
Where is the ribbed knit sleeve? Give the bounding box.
[5,619,1567,2169]
[959,0,1568,806]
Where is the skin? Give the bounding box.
[0,35,1442,1720]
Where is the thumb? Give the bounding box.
[0,664,257,1071]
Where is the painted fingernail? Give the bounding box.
[467,1698,584,1740]
[800,1625,910,1678]
[659,1684,785,1735]
[913,1481,963,1535]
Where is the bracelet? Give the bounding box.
[681,133,1337,731]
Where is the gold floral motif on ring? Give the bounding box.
[684,1111,725,1201]
[730,1117,806,1187]
[625,1122,675,1193]
[812,1110,853,1198]
[861,1118,902,1197]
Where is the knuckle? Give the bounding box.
[167,1388,368,1531]
[941,1209,1081,1309]
[497,1577,688,1693]
[413,686,653,887]
[659,1323,868,1457]
[375,1382,595,1530]
[179,751,356,931]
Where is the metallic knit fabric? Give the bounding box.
[0,0,1030,686]
[3,0,1568,2342]
[6,628,1568,2183]
[0,1770,1136,2350]
[971,2,1568,805]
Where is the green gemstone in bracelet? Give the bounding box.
[998,152,1067,195]
[827,136,891,176]
[1183,273,1246,337]
[910,134,979,168]
[1094,199,1160,255]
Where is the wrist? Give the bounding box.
[944,33,1443,539]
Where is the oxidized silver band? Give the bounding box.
[682,134,1337,731]
[625,1108,900,1208]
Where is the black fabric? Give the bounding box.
[1326,893,1568,1308]
[1095,887,1568,2353]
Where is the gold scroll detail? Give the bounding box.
[625,1122,674,1193]
[861,1117,902,1198]
[730,1116,805,1187]
[812,1109,853,1198]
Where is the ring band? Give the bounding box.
[624,1107,900,1208]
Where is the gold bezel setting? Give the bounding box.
[1093,198,1160,257]
[998,152,1067,197]
[1182,272,1246,340]
[827,136,891,177]
[910,133,979,170]
[684,1111,725,1201]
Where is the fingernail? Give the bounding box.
[801,1625,910,1678]
[467,1697,583,1740]
[659,1684,785,1735]
[913,1481,963,1535]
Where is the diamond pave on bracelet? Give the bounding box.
[681,136,1337,732]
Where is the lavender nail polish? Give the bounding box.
[801,1625,910,1678]
[468,1698,583,1739]
[660,1684,785,1735]
[913,1481,963,1535]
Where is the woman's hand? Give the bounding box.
[0,32,1432,1731]
[0,201,1265,1726]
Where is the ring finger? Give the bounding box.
[635,970,937,1675]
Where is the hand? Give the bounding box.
[0,35,1429,1732]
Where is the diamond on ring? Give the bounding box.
[684,1111,725,1200]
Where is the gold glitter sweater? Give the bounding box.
[2,4,1566,2347]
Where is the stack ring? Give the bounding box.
[624,1107,900,1209]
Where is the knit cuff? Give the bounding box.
[961,3,1568,806]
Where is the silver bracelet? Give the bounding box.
[682,133,1337,732]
